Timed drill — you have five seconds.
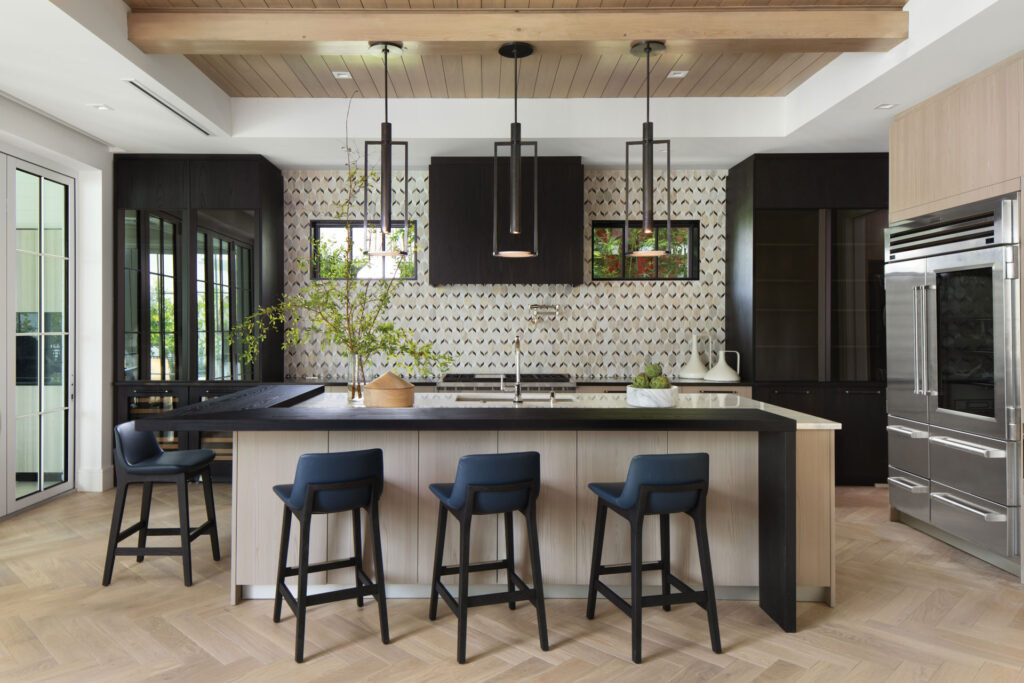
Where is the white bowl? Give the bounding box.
[626,386,678,408]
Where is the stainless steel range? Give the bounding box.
[436,373,576,393]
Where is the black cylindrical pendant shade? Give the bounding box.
[509,122,522,235]
[641,121,655,235]
[494,41,538,258]
[379,121,392,235]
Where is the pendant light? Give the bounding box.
[364,41,409,260]
[625,40,671,259]
[493,42,539,259]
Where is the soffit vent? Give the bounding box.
[125,79,211,136]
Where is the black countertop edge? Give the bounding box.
[135,400,797,434]
[139,384,325,418]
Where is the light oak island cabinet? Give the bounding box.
[889,52,1024,223]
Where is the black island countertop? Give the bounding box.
[134,384,801,433]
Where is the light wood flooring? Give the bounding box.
[2,485,1024,681]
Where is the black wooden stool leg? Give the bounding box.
[102,482,130,586]
[630,516,644,664]
[428,503,447,621]
[659,513,671,612]
[352,507,364,607]
[176,477,193,587]
[586,501,608,619]
[370,500,390,644]
[456,513,472,664]
[693,508,722,654]
[295,513,311,663]
[526,504,549,651]
[504,511,516,610]
[273,504,291,624]
[201,468,220,561]
[137,482,153,563]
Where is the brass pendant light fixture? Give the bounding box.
[364,41,409,260]
[625,40,671,259]
[493,41,539,259]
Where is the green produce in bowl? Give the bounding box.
[631,374,650,388]
[649,375,671,389]
[644,363,662,378]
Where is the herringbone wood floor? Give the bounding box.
[2,485,1024,681]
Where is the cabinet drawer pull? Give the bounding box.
[887,476,927,493]
[928,435,1005,459]
[699,390,735,394]
[886,425,928,439]
[930,492,1007,522]
[773,389,811,395]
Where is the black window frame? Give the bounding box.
[310,219,418,281]
[195,227,255,382]
[591,219,701,281]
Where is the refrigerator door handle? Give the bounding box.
[928,435,1007,459]
[930,492,1007,522]
[912,285,921,395]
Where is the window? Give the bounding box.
[147,213,178,380]
[592,219,700,281]
[311,220,416,280]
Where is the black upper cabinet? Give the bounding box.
[115,157,188,209]
[726,154,888,384]
[428,156,584,285]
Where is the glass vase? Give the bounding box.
[347,352,365,405]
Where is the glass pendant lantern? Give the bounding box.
[493,41,539,259]
[625,40,672,259]
[364,41,409,261]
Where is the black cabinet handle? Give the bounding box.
[843,389,882,395]
[773,389,812,395]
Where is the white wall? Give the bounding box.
[0,95,114,492]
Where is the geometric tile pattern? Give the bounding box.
[282,168,728,381]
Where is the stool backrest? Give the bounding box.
[113,421,163,468]
[620,452,709,514]
[288,449,384,513]
[450,451,540,514]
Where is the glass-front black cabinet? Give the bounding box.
[113,155,284,481]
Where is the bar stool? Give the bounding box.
[272,449,389,663]
[103,421,220,587]
[586,452,722,663]
[428,451,549,664]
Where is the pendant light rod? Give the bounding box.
[494,42,539,258]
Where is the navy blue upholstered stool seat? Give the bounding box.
[272,449,389,663]
[103,421,220,588]
[428,451,549,664]
[586,452,722,663]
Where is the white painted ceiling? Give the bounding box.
[0,0,1022,170]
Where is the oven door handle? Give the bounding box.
[930,492,1007,522]
[928,435,1006,459]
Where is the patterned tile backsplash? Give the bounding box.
[283,168,728,381]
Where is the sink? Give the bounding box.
[453,393,576,405]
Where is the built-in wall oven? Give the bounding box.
[884,194,1021,568]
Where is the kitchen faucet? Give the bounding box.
[512,335,523,404]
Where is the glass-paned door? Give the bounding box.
[4,157,75,514]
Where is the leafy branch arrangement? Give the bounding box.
[231,100,454,400]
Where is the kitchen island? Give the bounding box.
[137,385,839,633]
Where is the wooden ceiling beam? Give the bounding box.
[127,9,908,56]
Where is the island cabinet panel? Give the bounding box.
[575,431,668,586]
[665,432,760,588]
[889,53,1024,223]
[497,431,578,585]
[327,431,419,585]
[233,431,329,588]
[795,431,835,603]
[417,431,501,585]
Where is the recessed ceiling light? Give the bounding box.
[667,70,689,79]
[332,71,352,79]
[88,103,113,111]
[875,103,897,110]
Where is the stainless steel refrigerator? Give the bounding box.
[885,194,1022,572]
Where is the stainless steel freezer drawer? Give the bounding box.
[887,417,929,477]
[928,425,1018,506]
[929,482,1019,558]
[888,466,930,521]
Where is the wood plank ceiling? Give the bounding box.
[124,0,908,99]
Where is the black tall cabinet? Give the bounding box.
[726,154,889,485]
[113,154,285,478]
